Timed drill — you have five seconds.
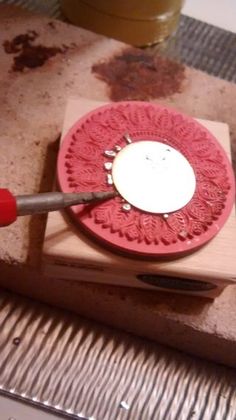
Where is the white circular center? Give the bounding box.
[112,141,196,214]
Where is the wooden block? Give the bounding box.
[43,97,236,298]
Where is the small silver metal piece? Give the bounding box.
[107,174,113,185]
[124,133,132,144]
[163,213,169,219]
[120,401,130,410]
[122,203,131,212]
[104,150,116,157]
[66,408,73,414]
[104,162,113,171]
[115,145,122,151]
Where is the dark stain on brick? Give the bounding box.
[92,47,185,101]
[3,30,67,72]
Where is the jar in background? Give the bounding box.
[61,0,184,46]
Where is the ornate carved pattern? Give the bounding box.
[58,102,235,256]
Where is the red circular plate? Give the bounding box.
[57,101,235,258]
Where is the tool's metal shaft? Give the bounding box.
[16,191,116,216]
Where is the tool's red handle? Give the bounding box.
[0,189,17,227]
